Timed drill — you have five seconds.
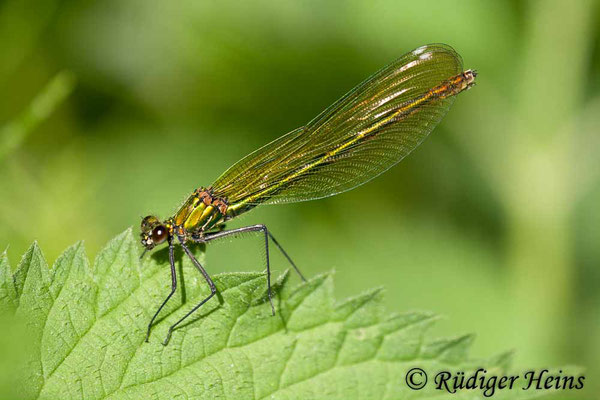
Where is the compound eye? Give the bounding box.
[141,215,159,230]
[151,225,168,244]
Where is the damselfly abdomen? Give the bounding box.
[141,43,476,345]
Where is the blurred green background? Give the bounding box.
[1,0,599,396]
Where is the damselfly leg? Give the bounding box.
[196,224,306,314]
[160,240,217,345]
[145,237,177,343]
[147,225,303,344]
[201,224,306,280]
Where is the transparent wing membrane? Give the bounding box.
[212,44,470,210]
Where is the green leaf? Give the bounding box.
[0,248,18,313]
[0,229,574,400]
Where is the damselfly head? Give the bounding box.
[140,215,168,250]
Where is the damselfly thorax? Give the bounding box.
[172,188,229,237]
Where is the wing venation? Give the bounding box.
[212,44,466,210]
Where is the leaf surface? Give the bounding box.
[1,229,569,400]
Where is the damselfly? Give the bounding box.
[141,43,476,344]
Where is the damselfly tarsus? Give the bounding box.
[141,43,476,344]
